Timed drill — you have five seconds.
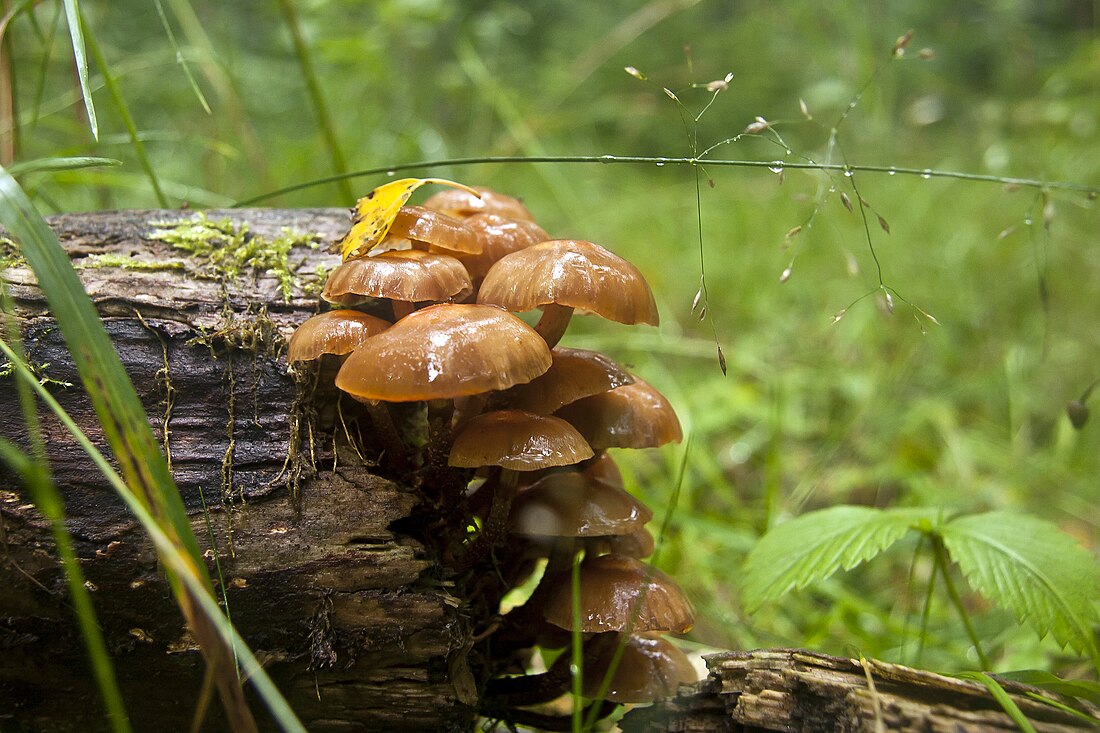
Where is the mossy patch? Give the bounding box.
[0,236,26,271]
[149,213,321,301]
[76,253,187,271]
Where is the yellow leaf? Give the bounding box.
[338,177,481,260]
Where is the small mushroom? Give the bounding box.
[450,409,593,566]
[507,347,634,415]
[335,304,551,402]
[452,213,549,282]
[510,471,652,539]
[322,249,473,320]
[540,553,694,634]
[286,309,390,363]
[555,378,682,450]
[477,239,659,348]
[389,205,484,255]
[423,185,535,221]
[581,632,697,703]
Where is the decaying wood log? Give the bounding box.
[0,209,477,731]
[620,648,1099,732]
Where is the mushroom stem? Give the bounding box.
[456,467,519,574]
[451,392,488,432]
[423,399,460,498]
[391,300,416,321]
[484,632,615,705]
[534,304,574,348]
[362,399,408,474]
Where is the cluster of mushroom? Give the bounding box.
[286,182,697,724]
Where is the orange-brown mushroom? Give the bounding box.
[477,239,659,348]
[335,304,551,402]
[581,632,697,703]
[555,378,682,450]
[322,249,473,320]
[541,553,694,634]
[423,185,535,221]
[286,309,390,363]
[389,205,484,255]
[509,471,651,538]
[452,213,549,282]
[507,347,634,415]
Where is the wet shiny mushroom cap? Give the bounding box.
[449,409,593,471]
[477,239,659,326]
[452,213,549,280]
[321,249,473,307]
[508,347,634,415]
[334,304,552,401]
[509,470,652,537]
[542,553,695,634]
[555,377,682,450]
[581,633,698,703]
[286,310,390,362]
[389,205,484,255]
[422,185,535,222]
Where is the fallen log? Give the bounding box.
[620,648,1099,732]
[0,209,477,731]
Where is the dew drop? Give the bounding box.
[843,169,853,177]
[1024,216,1033,226]
[600,155,614,164]
[921,169,932,179]
[656,162,665,167]
[888,167,897,176]
[769,161,785,174]
[386,170,396,177]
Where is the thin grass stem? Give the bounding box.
[932,535,991,670]
[79,9,167,205]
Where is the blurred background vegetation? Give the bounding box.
[5,0,1098,678]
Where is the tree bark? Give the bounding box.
[0,209,476,732]
[620,649,1099,732]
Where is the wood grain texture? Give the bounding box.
[621,649,1098,732]
[0,209,475,731]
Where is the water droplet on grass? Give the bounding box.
[921,169,932,179]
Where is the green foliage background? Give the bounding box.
[6,0,1099,677]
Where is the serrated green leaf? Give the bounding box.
[940,511,1100,663]
[742,506,937,611]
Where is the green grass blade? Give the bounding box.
[742,506,939,612]
[0,339,307,733]
[997,670,1100,706]
[77,9,168,206]
[61,0,97,139]
[0,436,133,733]
[940,511,1100,669]
[8,156,120,176]
[275,0,353,203]
[152,0,211,114]
[954,672,1039,733]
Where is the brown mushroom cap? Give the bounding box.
[508,347,634,415]
[555,378,682,450]
[509,471,652,537]
[586,527,656,559]
[541,553,694,634]
[451,213,549,280]
[477,239,659,326]
[422,185,535,221]
[582,633,698,703]
[334,304,551,401]
[286,310,391,362]
[389,205,484,255]
[321,249,473,307]
[449,409,593,471]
